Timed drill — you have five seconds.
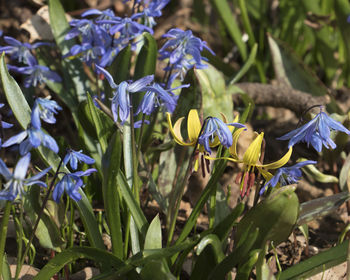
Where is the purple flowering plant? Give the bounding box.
[0,1,349,279]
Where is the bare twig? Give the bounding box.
[234,83,330,116]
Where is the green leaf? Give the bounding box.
[49,0,89,104]
[33,247,126,280]
[108,45,131,84]
[334,0,350,85]
[195,64,233,120]
[144,215,162,250]
[23,186,65,251]
[117,172,148,238]
[102,132,124,258]
[87,93,114,153]
[208,228,259,280]
[339,153,350,192]
[230,43,258,85]
[297,192,350,225]
[134,32,157,80]
[0,53,31,129]
[209,0,247,59]
[302,162,339,183]
[279,240,349,279]
[235,185,299,251]
[213,203,245,240]
[267,34,341,113]
[236,249,260,280]
[140,260,176,280]
[196,234,225,262]
[1,254,11,280]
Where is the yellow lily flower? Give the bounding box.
[167,109,241,172]
[207,128,293,197]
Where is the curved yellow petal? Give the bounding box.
[259,147,293,170]
[229,127,245,159]
[204,155,242,163]
[166,113,194,146]
[187,109,202,143]
[243,132,264,168]
[257,167,273,181]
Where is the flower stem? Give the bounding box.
[15,158,64,279]
[0,201,11,279]
[167,117,210,245]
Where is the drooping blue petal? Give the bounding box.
[128,75,154,92]
[260,160,317,195]
[42,133,59,153]
[13,153,31,180]
[52,177,66,203]
[26,166,51,185]
[2,131,28,148]
[95,64,118,88]
[0,159,12,181]
[277,107,350,152]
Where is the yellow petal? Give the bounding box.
[229,127,245,159]
[260,147,293,170]
[166,113,194,146]
[243,132,264,168]
[257,167,273,181]
[187,109,202,143]
[205,155,242,164]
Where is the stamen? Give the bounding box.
[240,172,249,199]
[246,172,256,197]
[235,172,243,185]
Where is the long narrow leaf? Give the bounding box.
[117,172,148,238]
[49,0,88,104]
[33,247,126,280]
[102,132,124,258]
[210,0,247,59]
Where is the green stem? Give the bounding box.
[209,185,217,228]
[15,158,63,279]
[14,201,24,279]
[123,98,140,254]
[0,201,11,279]
[167,118,210,245]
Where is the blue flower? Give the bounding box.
[8,56,61,88]
[95,65,154,123]
[63,149,95,170]
[159,28,214,69]
[2,126,59,155]
[31,98,62,129]
[52,168,96,203]
[135,83,188,115]
[133,0,170,28]
[97,16,153,40]
[0,36,51,64]
[0,153,51,201]
[64,43,105,66]
[81,8,116,20]
[260,160,317,195]
[198,117,245,154]
[277,107,350,152]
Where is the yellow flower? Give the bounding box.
[207,128,293,197]
[167,109,240,172]
[166,109,202,147]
